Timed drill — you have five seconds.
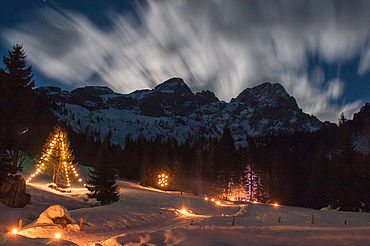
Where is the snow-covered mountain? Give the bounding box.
[36,78,323,147]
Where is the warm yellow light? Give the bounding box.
[177,208,191,215]
[78,178,82,182]
[215,201,221,205]
[158,173,168,188]
[253,201,259,204]
[204,197,208,201]
[67,184,70,187]
[11,228,18,234]
[273,203,279,207]
[54,233,61,239]
[211,198,215,202]
[75,174,78,177]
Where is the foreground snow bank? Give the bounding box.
[1,233,77,246]
[102,225,370,246]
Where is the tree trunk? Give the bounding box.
[53,168,56,183]
[55,155,61,186]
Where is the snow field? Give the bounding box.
[1,175,370,245]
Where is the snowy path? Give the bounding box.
[1,179,370,245]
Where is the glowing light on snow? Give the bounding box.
[215,201,221,206]
[253,201,259,204]
[158,173,168,188]
[11,228,18,234]
[54,233,61,239]
[273,203,279,207]
[177,208,191,215]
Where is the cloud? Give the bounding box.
[358,46,370,75]
[3,0,369,122]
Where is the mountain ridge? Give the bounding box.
[36,78,325,147]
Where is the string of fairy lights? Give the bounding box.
[26,131,82,187]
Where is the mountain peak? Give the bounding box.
[72,86,114,96]
[353,102,370,121]
[234,82,291,103]
[154,77,192,95]
[248,82,288,97]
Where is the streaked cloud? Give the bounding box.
[3,0,369,122]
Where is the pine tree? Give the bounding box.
[338,112,347,127]
[86,135,120,205]
[212,126,238,196]
[3,44,35,89]
[0,44,35,174]
[26,126,80,188]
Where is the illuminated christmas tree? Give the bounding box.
[26,126,81,188]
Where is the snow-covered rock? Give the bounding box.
[17,205,80,241]
[35,205,75,225]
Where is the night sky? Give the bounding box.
[0,0,369,122]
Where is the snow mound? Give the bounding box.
[17,205,80,240]
[35,205,75,225]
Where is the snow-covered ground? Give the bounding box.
[1,173,370,246]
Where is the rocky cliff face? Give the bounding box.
[36,78,323,147]
[351,103,370,154]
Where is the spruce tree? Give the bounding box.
[0,44,35,174]
[212,126,237,195]
[338,112,347,127]
[86,135,120,205]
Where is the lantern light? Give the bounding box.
[158,173,169,188]
[54,233,61,239]
[11,228,18,234]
